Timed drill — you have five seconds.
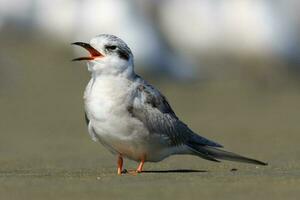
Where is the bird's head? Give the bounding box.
[72,34,134,76]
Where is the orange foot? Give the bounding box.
[117,155,123,175]
[117,157,145,175]
[136,159,145,173]
[122,159,145,175]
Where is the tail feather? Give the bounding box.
[190,134,224,148]
[188,144,267,166]
[188,147,221,163]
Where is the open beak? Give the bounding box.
[72,42,103,61]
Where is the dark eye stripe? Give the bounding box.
[104,44,130,60]
[117,49,130,60]
[105,45,117,50]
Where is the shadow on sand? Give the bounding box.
[142,169,208,173]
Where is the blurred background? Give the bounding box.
[0,0,300,199]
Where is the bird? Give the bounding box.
[72,34,267,175]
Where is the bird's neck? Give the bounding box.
[90,64,136,81]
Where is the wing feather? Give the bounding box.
[131,77,222,147]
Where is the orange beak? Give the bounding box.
[72,42,103,61]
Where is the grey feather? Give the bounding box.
[130,76,267,166]
[131,76,222,147]
[187,142,267,165]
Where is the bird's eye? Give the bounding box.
[106,45,117,51]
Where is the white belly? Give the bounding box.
[83,76,183,161]
[84,76,153,161]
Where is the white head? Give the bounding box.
[72,34,134,77]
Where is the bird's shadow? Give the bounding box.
[141,169,208,174]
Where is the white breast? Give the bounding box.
[84,75,150,160]
[84,76,129,121]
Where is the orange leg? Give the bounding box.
[136,159,145,173]
[117,155,123,175]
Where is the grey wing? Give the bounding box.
[131,79,223,148]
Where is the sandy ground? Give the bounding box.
[0,33,300,200]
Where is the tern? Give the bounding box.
[72,34,267,175]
